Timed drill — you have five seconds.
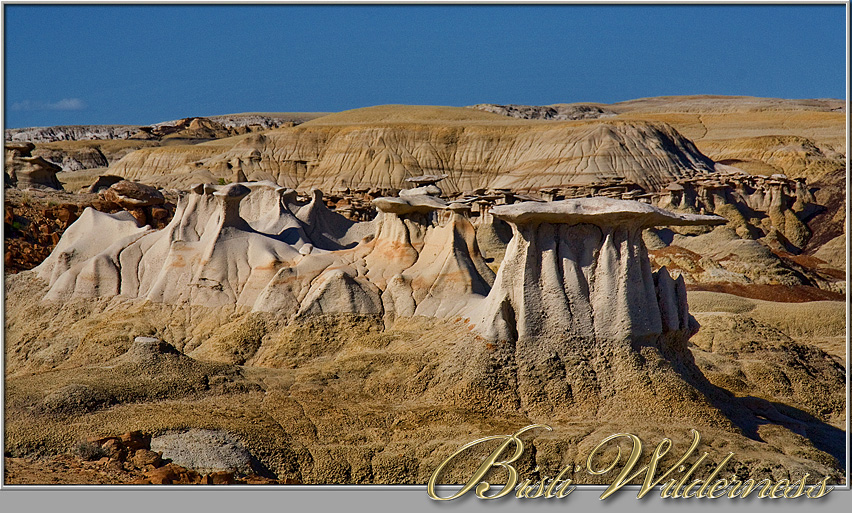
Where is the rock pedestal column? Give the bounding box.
[468,198,725,416]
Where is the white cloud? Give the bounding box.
[10,98,86,111]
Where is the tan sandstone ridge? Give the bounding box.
[107,105,716,192]
[5,183,845,485]
[5,113,330,183]
[473,96,846,181]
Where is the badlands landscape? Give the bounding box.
[3,95,847,486]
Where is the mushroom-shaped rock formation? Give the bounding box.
[372,194,447,215]
[365,196,449,288]
[399,184,442,197]
[251,191,495,318]
[401,173,446,197]
[5,142,64,190]
[100,180,166,208]
[465,197,726,417]
[380,204,496,319]
[404,174,448,186]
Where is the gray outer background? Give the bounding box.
[0,486,850,511]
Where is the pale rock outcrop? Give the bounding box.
[465,198,725,415]
[469,198,725,343]
[4,114,321,143]
[291,188,376,249]
[33,146,109,172]
[469,103,617,120]
[35,208,153,300]
[5,142,63,190]
[37,181,494,323]
[372,196,495,319]
[5,125,140,143]
[400,174,447,198]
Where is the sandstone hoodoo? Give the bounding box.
[25,185,760,423]
[5,142,64,190]
[467,198,726,417]
[471,198,725,344]
[35,180,495,320]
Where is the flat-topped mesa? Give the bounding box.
[470,198,725,347]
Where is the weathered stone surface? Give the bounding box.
[372,194,447,214]
[130,449,162,468]
[489,196,725,227]
[87,175,124,193]
[33,146,108,172]
[5,142,64,189]
[473,96,845,181]
[99,180,164,207]
[4,97,845,487]
[150,429,254,475]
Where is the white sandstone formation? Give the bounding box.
[36,181,495,321]
[468,198,725,345]
[460,198,725,416]
[35,184,737,409]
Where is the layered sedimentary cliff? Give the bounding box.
[5,113,330,173]
[5,125,141,143]
[4,113,328,143]
[109,106,715,192]
[472,96,846,181]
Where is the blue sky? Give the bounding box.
[3,4,846,128]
